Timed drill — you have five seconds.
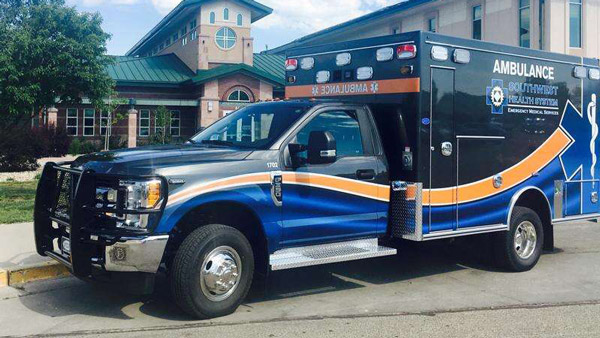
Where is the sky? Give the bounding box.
[65,0,400,56]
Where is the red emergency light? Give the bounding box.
[397,44,417,59]
[285,58,298,71]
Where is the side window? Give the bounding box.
[296,110,364,161]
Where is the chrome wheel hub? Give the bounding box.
[200,246,242,302]
[514,221,537,260]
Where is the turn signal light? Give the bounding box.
[397,44,417,59]
[147,181,161,208]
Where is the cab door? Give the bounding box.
[429,67,457,232]
[281,107,384,246]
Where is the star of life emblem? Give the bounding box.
[312,86,319,96]
[486,79,509,114]
[370,82,379,93]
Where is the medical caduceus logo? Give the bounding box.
[559,95,598,183]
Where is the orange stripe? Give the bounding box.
[285,78,420,98]
[168,173,271,205]
[424,128,572,206]
[282,172,388,201]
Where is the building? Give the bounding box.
[267,0,599,59]
[47,0,285,147]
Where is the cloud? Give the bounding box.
[255,0,400,33]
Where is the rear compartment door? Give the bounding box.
[429,67,457,232]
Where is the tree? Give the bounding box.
[153,106,172,145]
[0,0,114,126]
[95,91,127,151]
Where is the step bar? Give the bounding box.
[270,238,397,271]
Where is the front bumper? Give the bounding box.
[105,235,169,273]
[34,162,169,279]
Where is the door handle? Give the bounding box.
[356,169,376,180]
[441,142,453,156]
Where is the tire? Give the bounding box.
[494,206,544,272]
[171,224,254,319]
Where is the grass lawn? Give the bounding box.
[0,180,37,224]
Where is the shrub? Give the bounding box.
[32,126,72,157]
[0,125,41,172]
[80,140,99,154]
[68,138,82,155]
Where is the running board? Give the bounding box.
[270,238,397,271]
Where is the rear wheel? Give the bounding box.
[494,206,544,272]
[171,224,254,319]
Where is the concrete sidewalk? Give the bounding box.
[0,222,68,286]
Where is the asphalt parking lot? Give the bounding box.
[1,221,600,338]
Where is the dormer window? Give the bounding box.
[237,14,243,26]
[210,11,215,24]
[224,8,229,21]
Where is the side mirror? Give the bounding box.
[307,131,336,165]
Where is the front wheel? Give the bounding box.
[494,206,544,272]
[171,224,254,319]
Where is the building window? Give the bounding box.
[180,26,187,36]
[66,108,78,136]
[427,17,437,33]
[83,109,95,136]
[171,111,181,137]
[472,5,482,40]
[210,11,215,24]
[139,109,150,137]
[191,29,198,41]
[237,14,243,26]
[224,8,229,20]
[190,19,197,30]
[391,26,401,35]
[569,0,582,48]
[519,0,530,48]
[182,37,188,46]
[172,32,178,42]
[539,0,545,49]
[100,111,111,136]
[159,43,164,50]
[215,27,236,49]
[227,89,251,102]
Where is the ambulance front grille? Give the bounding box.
[389,181,423,241]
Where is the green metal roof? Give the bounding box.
[253,54,285,81]
[187,61,285,87]
[126,0,272,56]
[107,54,196,85]
[108,53,284,87]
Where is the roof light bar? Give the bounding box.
[300,57,315,70]
[376,47,394,62]
[453,49,471,64]
[356,67,374,80]
[336,53,352,66]
[573,66,587,79]
[285,59,298,71]
[590,69,600,81]
[431,46,449,61]
[397,44,417,60]
[316,70,330,84]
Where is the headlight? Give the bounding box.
[95,179,162,231]
[119,179,162,230]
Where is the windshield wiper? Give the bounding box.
[200,139,236,147]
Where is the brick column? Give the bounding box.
[47,107,58,127]
[127,108,137,148]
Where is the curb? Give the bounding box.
[0,261,70,287]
